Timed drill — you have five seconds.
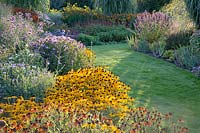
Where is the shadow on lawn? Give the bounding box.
[95,44,200,133]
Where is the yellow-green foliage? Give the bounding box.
[62,4,100,26]
[161,0,195,32]
[161,0,196,50]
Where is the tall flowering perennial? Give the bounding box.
[134,11,170,43]
[32,35,95,75]
[0,13,43,54]
[45,67,133,113]
[131,11,171,56]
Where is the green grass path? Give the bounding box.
[92,43,200,133]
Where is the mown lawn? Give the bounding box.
[92,43,200,133]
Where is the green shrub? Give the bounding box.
[97,32,113,42]
[161,0,193,26]
[162,50,175,62]
[76,25,132,45]
[149,38,166,57]
[0,14,42,54]
[1,0,50,12]
[46,9,63,25]
[128,34,168,57]
[0,63,55,102]
[165,30,193,50]
[174,45,200,69]
[33,35,95,75]
[127,36,150,53]
[62,4,100,26]
[161,0,195,50]
[7,48,45,68]
[94,0,137,15]
[76,24,127,35]
[61,4,137,27]
[77,33,100,46]
[97,30,132,42]
[190,30,200,47]
[174,30,200,69]
[76,24,115,35]
[135,40,151,53]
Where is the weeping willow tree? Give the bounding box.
[94,0,137,15]
[185,0,200,28]
[0,0,50,12]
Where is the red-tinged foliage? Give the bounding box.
[12,7,39,23]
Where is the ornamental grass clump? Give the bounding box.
[129,11,171,57]
[45,67,134,114]
[33,35,94,75]
[174,31,200,70]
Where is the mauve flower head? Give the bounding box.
[134,11,170,32]
[17,63,26,67]
[35,35,85,48]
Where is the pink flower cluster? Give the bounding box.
[134,11,170,33]
[34,35,85,49]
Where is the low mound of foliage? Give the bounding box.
[32,35,95,75]
[76,25,133,46]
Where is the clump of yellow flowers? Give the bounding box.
[0,96,41,130]
[45,67,134,114]
[0,67,187,133]
[0,67,133,132]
